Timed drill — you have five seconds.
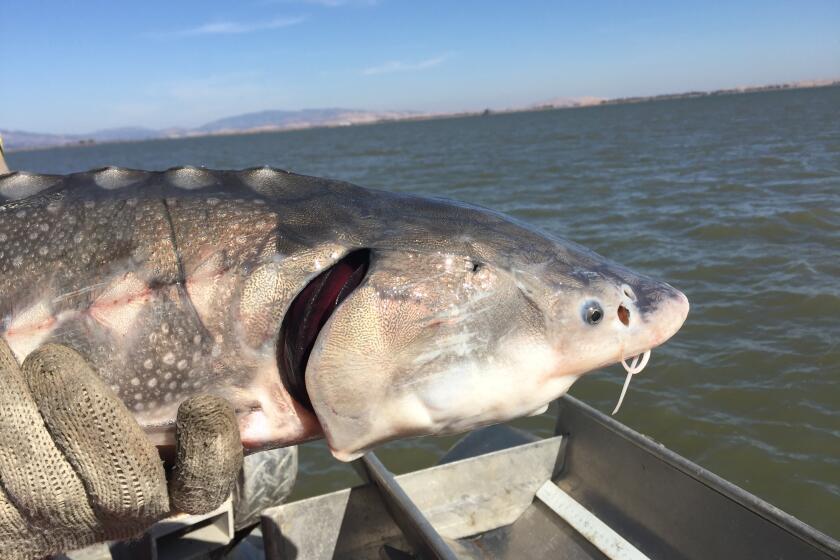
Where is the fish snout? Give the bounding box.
[623,281,689,353]
[609,283,688,414]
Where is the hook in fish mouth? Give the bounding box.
[612,349,651,415]
[277,249,372,411]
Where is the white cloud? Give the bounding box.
[156,16,305,38]
[362,54,448,76]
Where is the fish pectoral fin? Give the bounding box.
[527,403,549,417]
[329,446,365,463]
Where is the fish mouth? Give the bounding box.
[277,249,371,410]
[611,288,689,415]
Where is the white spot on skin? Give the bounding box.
[147,378,158,388]
[163,352,175,365]
[134,393,143,401]
[131,377,140,386]
[177,359,188,370]
[143,359,154,370]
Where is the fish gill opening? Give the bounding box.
[277,249,371,411]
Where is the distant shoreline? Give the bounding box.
[5,79,838,154]
[594,79,840,106]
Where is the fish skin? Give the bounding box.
[0,167,362,448]
[0,166,689,458]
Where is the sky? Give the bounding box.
[1,0,838,134]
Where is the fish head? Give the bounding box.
[295,195,689,460]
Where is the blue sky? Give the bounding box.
[1,0,838,134]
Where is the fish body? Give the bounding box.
[0,167,688,460]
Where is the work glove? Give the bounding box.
[0,340,244,559]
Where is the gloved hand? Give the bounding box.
[0,340,244,559]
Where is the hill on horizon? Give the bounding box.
[1,107,418,151]
[4,79,837,152]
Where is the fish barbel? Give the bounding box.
[0,167,688,460]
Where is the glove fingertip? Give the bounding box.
[170,394,243,514]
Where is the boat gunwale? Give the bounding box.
[556,395,840,557]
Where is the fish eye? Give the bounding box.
[583,301,604,325]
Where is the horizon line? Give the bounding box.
[3,78,839,152]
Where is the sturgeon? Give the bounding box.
[0,167,688,460]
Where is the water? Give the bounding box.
[8,86,840,537]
